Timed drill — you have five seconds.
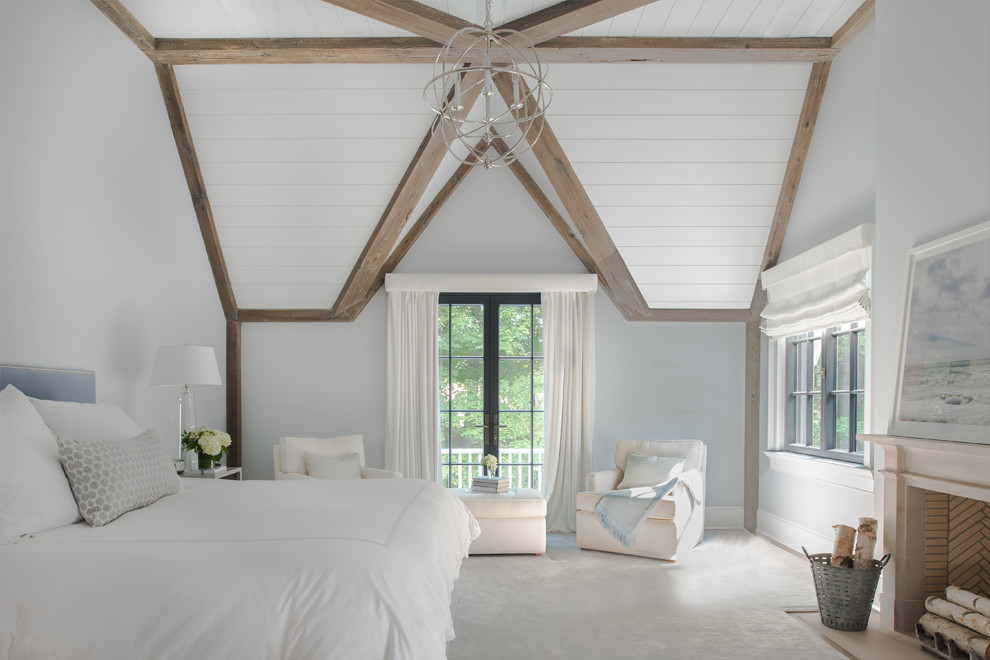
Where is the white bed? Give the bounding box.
[0,367,479,660]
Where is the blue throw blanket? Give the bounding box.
[593,477,679,549]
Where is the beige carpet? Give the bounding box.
[448,530,849,659]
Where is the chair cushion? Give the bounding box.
[576,488,676,521]
[304,451,362,480]
[615,439,706,474]
[616,453,685,489]
[279,435,364,475]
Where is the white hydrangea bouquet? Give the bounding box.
[181,426,232,469]
[481,453,498,477]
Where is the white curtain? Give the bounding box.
[760,223,873,338]
[385,290,439,480]
[541,290,596,532]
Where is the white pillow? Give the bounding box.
[616,453,685,490]
[304,451,362,480]
[59,429,180,527]
[0,385,82,542]
[280,435,364,475]
[30,398,143,443]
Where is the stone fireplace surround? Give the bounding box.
[866,434,990,632]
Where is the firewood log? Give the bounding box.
[918,613,990,660]
[853,517,877,570]
[926,596,990,637]
[947,586,990,618]
[831,524,855,568]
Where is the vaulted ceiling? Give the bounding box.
[92,0,874,323]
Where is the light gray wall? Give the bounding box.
[0,2,227,454]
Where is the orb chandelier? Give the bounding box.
[423,0,552,170]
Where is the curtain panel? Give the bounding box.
[385,290,440,481]
[760,223,874,339]
[541,290,596,532]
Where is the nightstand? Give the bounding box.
[181,467,242,481]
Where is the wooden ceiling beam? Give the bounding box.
[320,0,473,43]
[831,0,875,52]
[500,0,659,43]
[494,76,649,321]
[155,63,238,322]
[148,35,835,65]
[91,0,155,54]
[328,72,486,320]
[750,61,832,318]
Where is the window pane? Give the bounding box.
[835,394,851,451]
[498,412,533,458]
[439,359,451,409]
[855,392,865,452]
[450,411,483,454]
[856,332,866,390]
[451,358,483,410]
[533,358,544,411]
[499,358,532,411]
[534,306,544,357]
[812,338,823,392]
[499,305,532,357]
[836,332,851,391]
[811,393,822,448]
[440,412,451,459]
[438,305,450,357]
[796,342,808,391]
[451,304,484,357]
[795,394,807,446]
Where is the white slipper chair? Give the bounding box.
[576,439,706,561]
[273,435,402,480]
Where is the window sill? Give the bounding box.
[764,450,874,493]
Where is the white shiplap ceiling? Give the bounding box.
[104,0,870,316]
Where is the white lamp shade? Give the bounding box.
[150,345,222,387]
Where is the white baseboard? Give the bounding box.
[705,506,744,529]
[757,509,832,553]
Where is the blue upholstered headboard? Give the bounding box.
[0,365,96,404]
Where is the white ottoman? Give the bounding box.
[453,488,547,555]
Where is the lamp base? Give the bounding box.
[173,459,185,474]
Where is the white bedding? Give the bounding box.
[1,478,479,660]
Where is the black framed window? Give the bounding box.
[785,322,866,463]
[438,294,543,489]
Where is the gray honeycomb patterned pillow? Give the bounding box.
[58,429,180,527]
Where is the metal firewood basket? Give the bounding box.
[802,548,891,632]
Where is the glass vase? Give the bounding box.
[198,453,214,470]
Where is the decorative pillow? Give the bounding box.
[30,398,143,443]
[616,453,685,490]
[304,451,362,480]
[1,385,82,543]
[58,429,180,527]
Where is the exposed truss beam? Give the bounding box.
[91,0,154,54]
[500,0,658,43]
[750,61,832,318]
[494,76,648,321]
[149,35,835,65]
[330,71,485,320]
[320,0,473,44]
[831,0,875,52]
[154,63,238,322]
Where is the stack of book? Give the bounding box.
[472,476,509,493]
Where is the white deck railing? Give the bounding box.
[444,447,544,490]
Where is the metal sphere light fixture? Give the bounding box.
[424,0,552,170]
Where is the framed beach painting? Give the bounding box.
[891,221,990,444]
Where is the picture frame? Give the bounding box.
[890,221,990,444]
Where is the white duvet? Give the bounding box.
[0,478,479,660]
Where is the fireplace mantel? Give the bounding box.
[864,434,990,631]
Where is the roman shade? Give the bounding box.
[759,224,874,339]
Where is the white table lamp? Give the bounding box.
[150,345,222,471]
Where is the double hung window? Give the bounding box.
[785,322,866,463]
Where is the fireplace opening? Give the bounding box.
[924,491,990,599]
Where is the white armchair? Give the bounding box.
[272,435,402,480]
[576,439,706,561]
